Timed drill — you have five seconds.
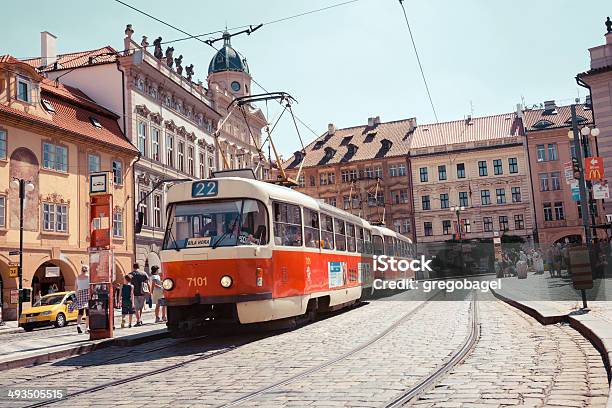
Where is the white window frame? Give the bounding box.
[16,76,32,103]
[151,127,160,162]
[113,210,123,237]
[187,145,195,176]
[0,196,5,228]
[112,160,123,185]
[42,141,68,172]
[153,194,162,229]
[42,203,68,232]
[88,153,101,174]
[139,190,150,227]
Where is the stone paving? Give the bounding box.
[412,293,609,408]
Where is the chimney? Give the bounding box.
[466,114,473,125]
[327,123,336,135]
[367,116,381,127]
[41,31,57,67]
[543,100,557,114]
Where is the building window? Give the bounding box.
[187,146,195,176]
[328,197,336,207]
[422,195,431,210]
[548,144,558,161]
[137,121,147,157]
[514,214,524,230]
[113,211,123,237]
[375,167,382,178]
[463,219,471,233]
[151,128,160,161]
[493,159,503,175]
[341,170,350,183]
[389,164,398,177]
[364,167,374,179]
[309,175,315,187]
[16,77,31,102]
[551,172,561,191]
[178,141,185,172]
[199,153,205,178]
[367,193,376,207]
[139,190,149,227]
[457,163,465,179]
[508,158,518,173]
[43,203,68,232]
[0,196,5,227]
[442,220,451,235]
[424,222,433,236]
[0,129,6,159]
[352,195,360,208]
[328,172,335,184]
[402,219,410,234]
[112,160,123,185]
[166,135,174,167]
[539,173,549,191]
[554,201,565,220]
[543,202,553,221]
[478,161,487,176]
[481,190,491,205]
[438,165,447,181]
[153,194,162,228]
[349,169,358,181]
[419,167,428,182]
[298,175,305,188]
[511,187,521,203]
[393,190,408,204]
[42,142,68,172]
[398,164,406,176]
[440,193,449,209]
[459,191,468,207]
[499,216,509,231]
[343,196,350,210]
[88,154,100,173]
[536,144,546,162]
[319,173,327,185]
[496,188,506,204]
[483,217,493,232]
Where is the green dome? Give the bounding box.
[208,32,249,75]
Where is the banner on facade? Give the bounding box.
[585,156,604,180]
[571,181,580,201]
[45,266,60,278]
[564,161,574,184]
[593,182,610,200]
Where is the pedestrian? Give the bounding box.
[121,274,135,328]
[69,265,90,334]
[150,266,167,323]
[129,263,149,326]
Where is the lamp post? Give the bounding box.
[10,178,35,322]
[451,205,465,274]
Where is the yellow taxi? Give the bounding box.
[19,291,79,331]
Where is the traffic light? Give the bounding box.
[572,157,581,179]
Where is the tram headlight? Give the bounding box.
[220,275,233,288]
[162,278,174,290]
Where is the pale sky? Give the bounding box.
[3,0,611,158]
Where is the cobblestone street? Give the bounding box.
[0,291,608,407]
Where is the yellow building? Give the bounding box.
[0,56,139,320]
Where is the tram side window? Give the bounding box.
[321,214,334,249]
[273,202,302,247]
[334,218,347,251]
[356,227,364,253]
[364,229,373,254]
[373,235,384,256]
[385,237,394,256]
[346,223,356,252]
[304,208,321,248]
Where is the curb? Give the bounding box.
[491,289,612,388]
[0,328,169,372]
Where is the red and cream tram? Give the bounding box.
[160,176,413,332]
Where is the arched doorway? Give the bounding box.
[0,259,16,320]
[9,148,39,231]
[31,260,76,301]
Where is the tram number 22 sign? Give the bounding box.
[192,181,218,198]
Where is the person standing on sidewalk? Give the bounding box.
[69,265,90,334]
[150,266,167,323]
[129,263,149,326]
[121,274,135,328]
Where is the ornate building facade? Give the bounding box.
[0,56,138,320]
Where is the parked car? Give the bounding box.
[19,291,78,331]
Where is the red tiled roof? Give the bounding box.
[0,55,22,64]
[285,118,416,169]
[410,113,522,150]
[522,104,593,131]
[22,46,118,71]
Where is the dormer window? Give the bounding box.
[90,117,102,129]
[533,120,554,129]
[41,99,55,113]
[565,116,587,124]
[324,147,336,160]
[16,76,31,102]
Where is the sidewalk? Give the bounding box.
[0,308,167,371]
[491,272,612,407]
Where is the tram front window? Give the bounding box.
[163,199,268,249]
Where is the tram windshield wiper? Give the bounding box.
[165,217,181,252]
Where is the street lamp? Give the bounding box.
[450,205,466,274]
[10,178,34,322]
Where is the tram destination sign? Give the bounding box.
[192,180,218,198]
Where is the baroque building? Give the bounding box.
[0,55,138,320]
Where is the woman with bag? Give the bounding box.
[150,266,166,323]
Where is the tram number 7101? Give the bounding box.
[192,181,218,197]
[187,277,208,287]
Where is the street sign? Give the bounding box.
[593,182,610,200]
[585,156,604,180]
[8,265,18,278]
[8,250,20,256]
[571,181,580,201]
[564,161,574,184]
[569,246,593,290]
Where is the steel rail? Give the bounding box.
[384,293,480,407]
